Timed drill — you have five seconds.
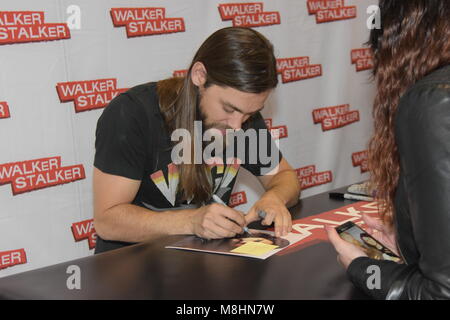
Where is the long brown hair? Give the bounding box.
[368,0,450,224]
[157,27,278,205]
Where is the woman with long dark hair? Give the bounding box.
[327,0,450,299]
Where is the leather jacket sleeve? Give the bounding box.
[347,79,450,300]
[394,81,450,299]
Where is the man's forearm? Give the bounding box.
[95,204,196,243]
[263,170,301,208]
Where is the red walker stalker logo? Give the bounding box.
[218,2,280,27]
[229,191,248,208]
[0,11,70,45]
[71,219,96,250]
[351,48,374,72]
[296,165,332,190]
[264,118,288,140]
[312,104,360,131]
[352,150,369,173]
[172,69,188,78]
[0,249,27,270]
[276,201,379,256]
[306,0,357,24]
[56,78,128,113]
[0,101,10,119]
[277,56,322,83]
[0,156,85,195]
[111,7,185,37]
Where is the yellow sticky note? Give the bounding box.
[230,241,279,256]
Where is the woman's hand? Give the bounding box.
[325,225,368,269]
[362,214,399,256]
[326,214,400,269]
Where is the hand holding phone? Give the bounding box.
[335,221,402,263]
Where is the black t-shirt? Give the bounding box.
[94,82,282,253]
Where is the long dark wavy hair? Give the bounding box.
[157,27,278,205]
[368,0,450,225]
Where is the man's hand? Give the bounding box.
[191,203,246,239]
[245,191,292,237]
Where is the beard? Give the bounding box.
[197,101,235,161]
[197,101,231,132]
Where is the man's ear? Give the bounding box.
[190,62,207,87]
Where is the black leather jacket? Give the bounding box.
[347,65,450,300]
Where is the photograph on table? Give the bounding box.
[166,229,306,260]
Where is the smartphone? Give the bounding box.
[335,221,401,263]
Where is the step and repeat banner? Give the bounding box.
[0,0,376,277]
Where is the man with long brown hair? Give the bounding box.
[327,0,450,299]
[92,27,301,253]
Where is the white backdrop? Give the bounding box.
[0,0,375,277]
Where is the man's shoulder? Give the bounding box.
[98,81,163,132]
[121,82,160,114]
[125,82,157,97]
[100,82,161,121]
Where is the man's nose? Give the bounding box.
[228,114,245,130]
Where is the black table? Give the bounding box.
[0,186,370,300]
